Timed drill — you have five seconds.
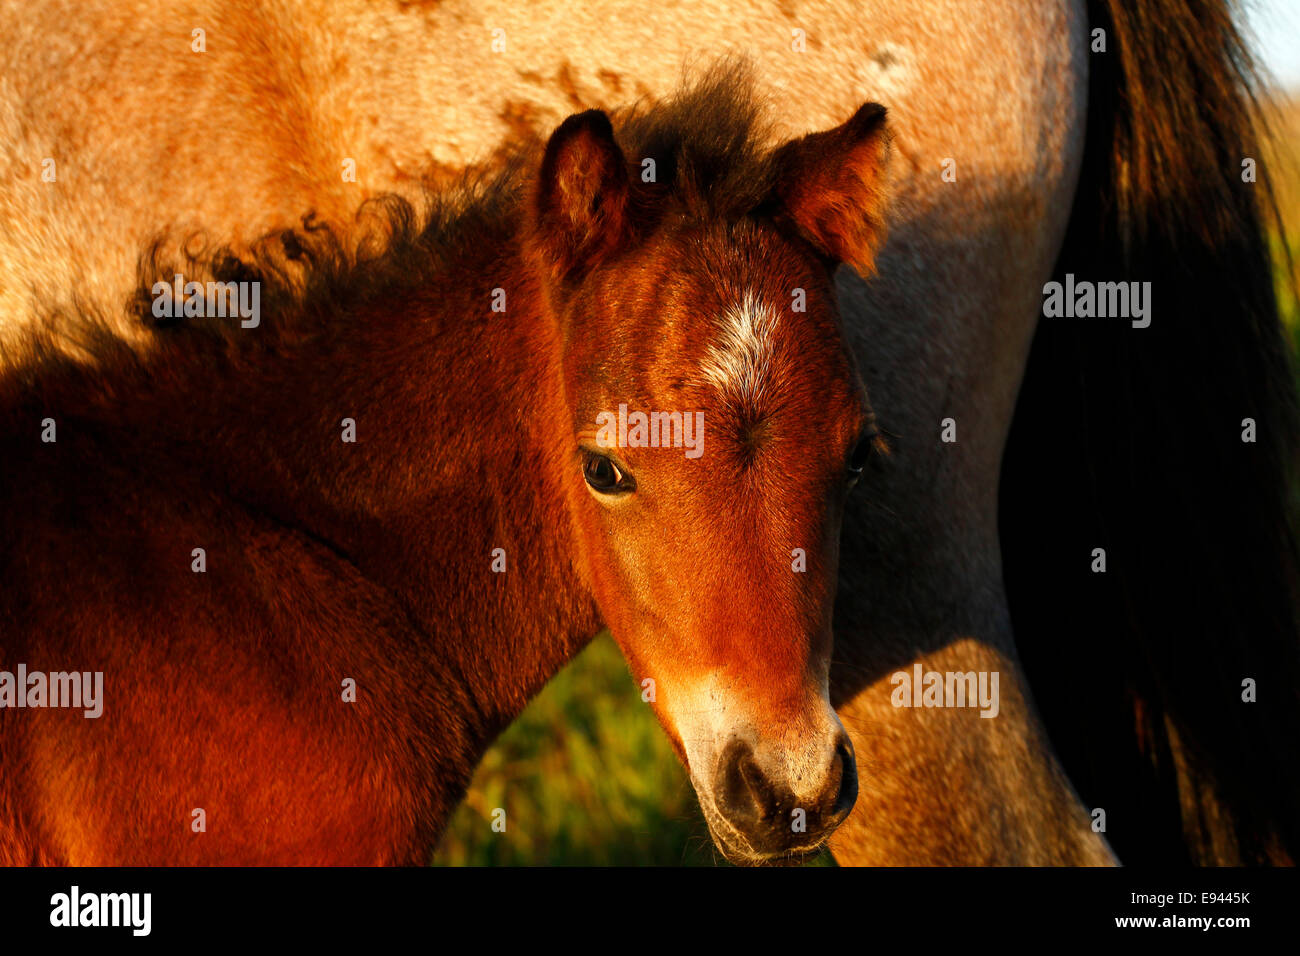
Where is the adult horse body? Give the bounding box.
[0,82,891,864]
[1,0,1296,864]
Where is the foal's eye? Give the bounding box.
[582,452,634,495]
[847,434,878,486]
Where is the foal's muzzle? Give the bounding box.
[708,731,858,862]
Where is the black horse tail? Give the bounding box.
[1000,0,1300,864]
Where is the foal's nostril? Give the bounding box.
[718,740,778,824]
[831,739,859,818]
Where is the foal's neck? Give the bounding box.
[146,223,601,739]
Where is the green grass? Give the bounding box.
[431,633,722,866]
[1265,95,1300,375]
[1271,233,1299,384]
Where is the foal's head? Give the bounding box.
[527,95,891,863]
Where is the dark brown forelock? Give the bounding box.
[613,59,778,225]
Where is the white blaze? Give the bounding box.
[698,290,780,407]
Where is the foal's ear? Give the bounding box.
[533,109,631,282]
[768,103,892,276]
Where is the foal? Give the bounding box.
[0,78,893,864]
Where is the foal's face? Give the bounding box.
[532,103,891,863]
[567,228,873,862]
